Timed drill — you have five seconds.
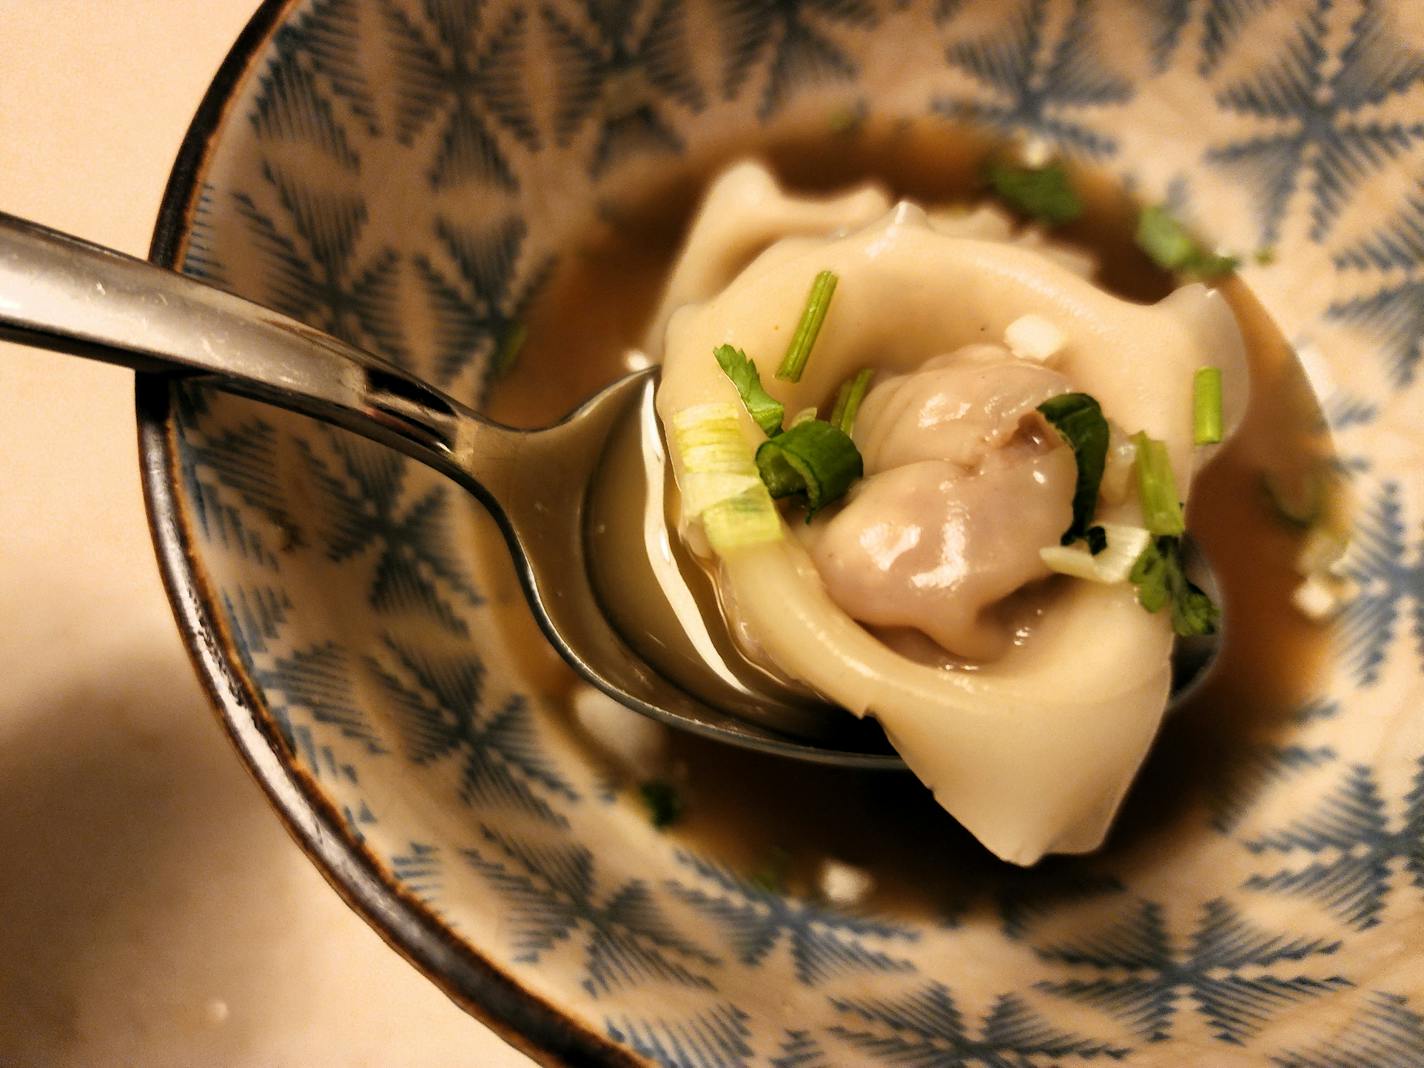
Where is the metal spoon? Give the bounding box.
[0,211,1220,769]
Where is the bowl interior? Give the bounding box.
[146,0,1424,1062]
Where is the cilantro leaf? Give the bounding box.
[1129,534,1220,637]
[986,160,1083,226]
[714,344,784,437]
[1037,392,1109,548]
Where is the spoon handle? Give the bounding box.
[0,210,492,492]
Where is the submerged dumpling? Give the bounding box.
[653,163,1248,864]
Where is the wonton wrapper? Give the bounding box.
[654,164,1247,864]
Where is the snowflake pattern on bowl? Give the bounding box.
[142,0,1424,1063]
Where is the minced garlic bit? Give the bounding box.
[1295,526,1349,577]
[817,858,875,907]
[1018,135,1054,170]
[1041,523,1151,584]
[1292,523,1354,623]
[1292,573,1353,622]
[1005,313,1066,364]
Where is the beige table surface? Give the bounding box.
[0,3,535,1064]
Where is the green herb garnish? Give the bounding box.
[827,104,864,136]
[1193,367,1223,445]
[830,368,874,435]
[748,846,792,894]
[776,270,839,383]
[755,419,863,520]
[1136,205,1239,277]
[638,780,684,829]
[1037,392,1109,548]
[1132,431,1186,536]
[490,321,528,376]
[714,343,785,437]
[986,160,1083,226]
[1130,535,1220,637]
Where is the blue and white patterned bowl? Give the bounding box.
[140,0,1424,1062]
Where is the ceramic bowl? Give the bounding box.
[140,0,1424,1062]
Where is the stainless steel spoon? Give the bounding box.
[0,211,1220,770]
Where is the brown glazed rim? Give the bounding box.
[136,2,636,1063]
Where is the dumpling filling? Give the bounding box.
[652,162,1248,864]
[806,352,1076,661]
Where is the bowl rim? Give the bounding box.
[135,1,637,1063]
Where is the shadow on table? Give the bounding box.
[0,644,295,1062]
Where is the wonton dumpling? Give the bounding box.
[654,164,1247,864]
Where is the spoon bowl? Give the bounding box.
[0,210,1221,769]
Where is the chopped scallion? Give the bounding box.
[748,846,792,894]
[755,419,863,520]
[714,343,785,437]
[776,270,838,383]
[672,404,784,553]
[1136,205,1239,278]
[491,321,528,376]
[1132,431,1186,536]
[1193,367,1223,445]
[985,160,1083,226]
[830,368,874,435]
[1037,393,1109,547]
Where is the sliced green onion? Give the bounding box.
[714,344,784,437]
[672,404,783,553]
[1037,392,1109,547]
[748,846,792,894]
[1130,534,1219,636]
[1132,431,1186,536]
[490,321,527,376]
[1041,523,1152,583]
[776,270,838,383]
[1136,205,1239,278]
[985,160,1083,226]
[829,368,874,435]
[755,419,863,520]
[1193,367,1223,445]
[1292,573,1350,622]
